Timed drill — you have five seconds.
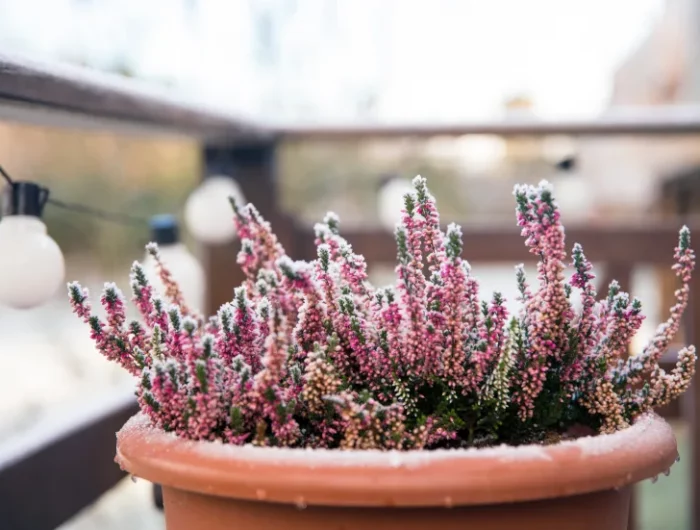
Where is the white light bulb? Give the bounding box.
[378,178,414,231]
[143,242,205,313]
[551,174,593,223]
[184,176,245,245]
[456,135,506,173]
[0,216,65,309]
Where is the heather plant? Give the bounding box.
[69,178,696,449]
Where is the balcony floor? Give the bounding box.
[58,477,163,530]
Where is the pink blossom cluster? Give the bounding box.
[69,177,697,448]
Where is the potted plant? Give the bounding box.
[69,178,695,530]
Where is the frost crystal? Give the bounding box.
[69,178,696,448]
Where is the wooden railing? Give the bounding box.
[0,389,138,530]
[1,52,700,530]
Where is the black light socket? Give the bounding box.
[1,181,49,217]
[377,173,400,192]
[556,156,577,172]
[150,214,179,245]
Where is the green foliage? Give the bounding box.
[230,406,244,433]
[195,360,208,393]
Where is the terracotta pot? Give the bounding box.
[116,413,677,530]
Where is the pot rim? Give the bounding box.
[116,412,677,508]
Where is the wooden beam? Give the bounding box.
[4,51,700,143]
[277,107,700,140]
[0,52,269,141]
[684,273,700,530]
[201,140,280,316]
[671,181,698,530]
[0,388,138,530]
[5,52,700,145]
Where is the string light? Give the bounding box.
[377,174,413,231]
[0,166,159,309]
[0,165,235,309]
[551,156,593,222]
[0,167,64,309]
[184,175,245,245]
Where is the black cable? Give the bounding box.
[47,197,149,227]
[0,165,13,185]
[0,164,149,227]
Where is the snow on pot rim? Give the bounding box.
[116,412,677,508]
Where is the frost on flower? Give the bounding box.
[69,179,696,448]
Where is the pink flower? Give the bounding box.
[69,178,697,447]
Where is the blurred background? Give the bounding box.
[0,0,699,529]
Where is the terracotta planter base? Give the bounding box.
[117,413,676,530]
[163,486,631,530]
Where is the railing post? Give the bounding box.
[0,392,138,530]
[686,274,700,530]
[200,138,285,316]
[674,182,699,530]
[599,262,632,296]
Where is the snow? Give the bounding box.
[121,412,551,467]
[120,411,673,471]
[562,413,671,457]
[0,0,664,121]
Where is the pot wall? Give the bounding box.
[162,486,631,530]
[117,413,677,530]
